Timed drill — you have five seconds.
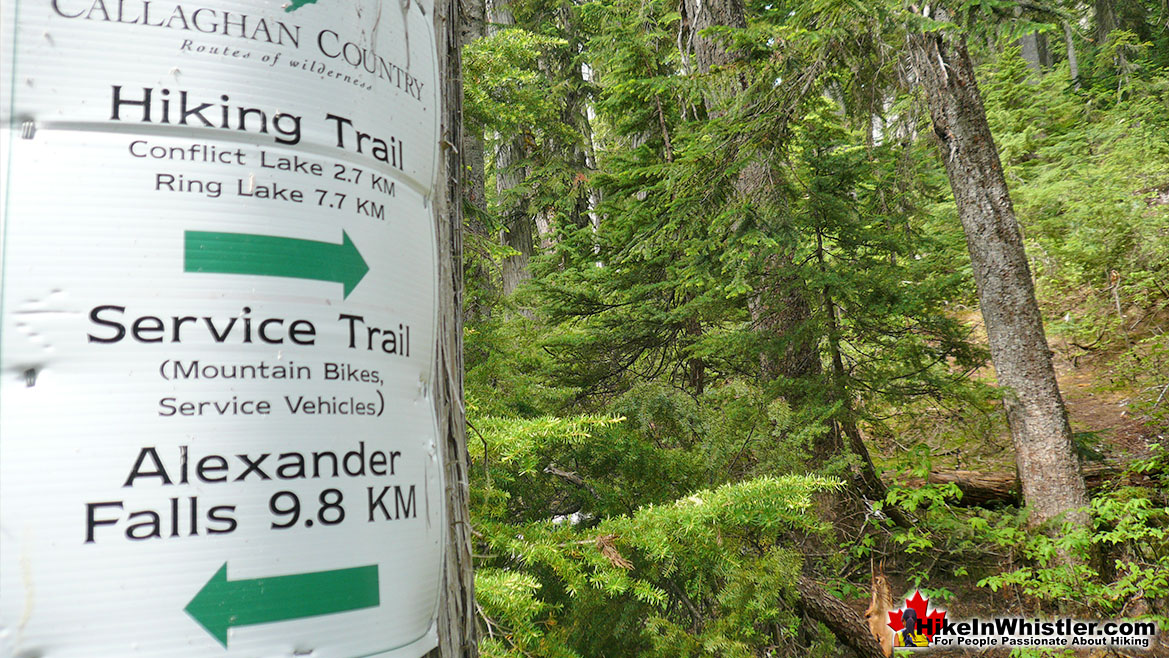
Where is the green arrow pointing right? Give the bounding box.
[184,230,370,298]
[185,563,381,647]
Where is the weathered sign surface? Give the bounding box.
[0,0,444,654]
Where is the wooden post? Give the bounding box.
[429,0,478,653]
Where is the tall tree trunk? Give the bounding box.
[682,0,823,402]
[1064,22,1081,88]
[462,0,494,321]
[489,0,534,297]
[461,0,487,213]
[431,0,477,652]
[683,0,746,71]
[677,1,908,648]
[1095,0,1118,45]
[1019,31,1050,72]
[685,0,893,510]
[555,7,596,232]
[582,63,603,262]
[685,314,707,395]
[908,18,1090,530]
[1014,6,1051,74]
[681,0,753,401]
[497,168,533,297]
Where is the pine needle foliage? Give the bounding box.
[460,0,1169,652]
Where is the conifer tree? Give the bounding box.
[907,6,1090,530]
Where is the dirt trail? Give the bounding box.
[1057,357,1155,459]
[957,308,1157,462]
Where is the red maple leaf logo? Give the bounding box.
[887,590,948,641]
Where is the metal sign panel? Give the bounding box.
[0,0,444,655]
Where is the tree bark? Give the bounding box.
[488,0,534,298]
[1064,22,1080,88]
[429,0,478,653]
[682,0,823,407]
[682,0,746,72]
[461,0,495,321]
[908,17,1090,530]
[684,0,899,522]
[553,9,596,233]
[1019,31,1050,72]
[1095,0,1118,45]
[1013,6,1051,74]
[497,174,533,297]
[460,0,487,216]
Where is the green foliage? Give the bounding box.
[473,472,843,657]
[1009,650,1077,658]
[981,46,1169,354]
[975,490,1169,619]
[464,29,569,136]
[477,568,580,658]
[459,0,1169,654]
[1114,335,1169,433]
[880,479,993,592]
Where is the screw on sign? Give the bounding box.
[0,0,447,655]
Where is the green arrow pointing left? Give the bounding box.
[184,230,370,298]
[185,562,380,647]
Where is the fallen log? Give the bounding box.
[796,576,888,658]
[922,463,1159,507]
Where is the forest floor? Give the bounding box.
[1058,354,1157,460]
[864,313,1168,657]
[954,309,1159,467]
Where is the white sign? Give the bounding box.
[0,0,444,655]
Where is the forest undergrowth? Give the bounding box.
[458,0,1169,653]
